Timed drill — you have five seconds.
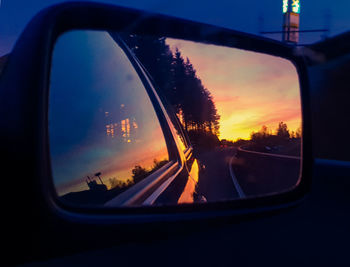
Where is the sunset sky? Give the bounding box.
[167,38,302,141]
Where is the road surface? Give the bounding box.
[195,147,301,202]
[195,148,240,202]
[232,148,301,197]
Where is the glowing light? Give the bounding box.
[292,0,300,13]
[283,0,288,13]
[283,0,300,14]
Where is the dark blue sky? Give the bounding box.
[1,0,350,56]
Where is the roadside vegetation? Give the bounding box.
[60,158,169,205]
[221,122,301,156]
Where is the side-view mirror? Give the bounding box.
[0,2,312,263]
[50,29,305,208]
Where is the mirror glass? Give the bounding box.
[49,30,301,208]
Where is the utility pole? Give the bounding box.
[282,0,300,43]
[260,0,329,45]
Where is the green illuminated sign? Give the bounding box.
[292,0,300,13]
[283,0,300,14]
[283,0,288,13]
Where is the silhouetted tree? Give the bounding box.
[109,177,134,190]
[250,125,271,143]
[248,122,301,156]
[152,159,169,171]
[276,121,290,139]
[131,165,149,184]
[295,126,302,138]
[109,177,119,189]
[120,34,221,143]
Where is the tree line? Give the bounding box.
[108,158,169,189]
[221,122,301,148]
[250,122,301,144]
[120,34,220,137]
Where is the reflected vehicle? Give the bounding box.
[49,30,302,208]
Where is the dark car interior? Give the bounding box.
[1,1,350,266]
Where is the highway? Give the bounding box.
[60,146,301,206]
[196,148,240,202]
[196,147,301,201]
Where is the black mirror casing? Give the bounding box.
[0,2,313,264]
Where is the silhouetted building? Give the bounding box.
[86,175,107,191]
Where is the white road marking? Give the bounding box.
[228,156,246,199]
[238,147,300,160]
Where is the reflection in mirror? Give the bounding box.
[49,30,301,208]
[50,31,170,206]
[120,34,302,201]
